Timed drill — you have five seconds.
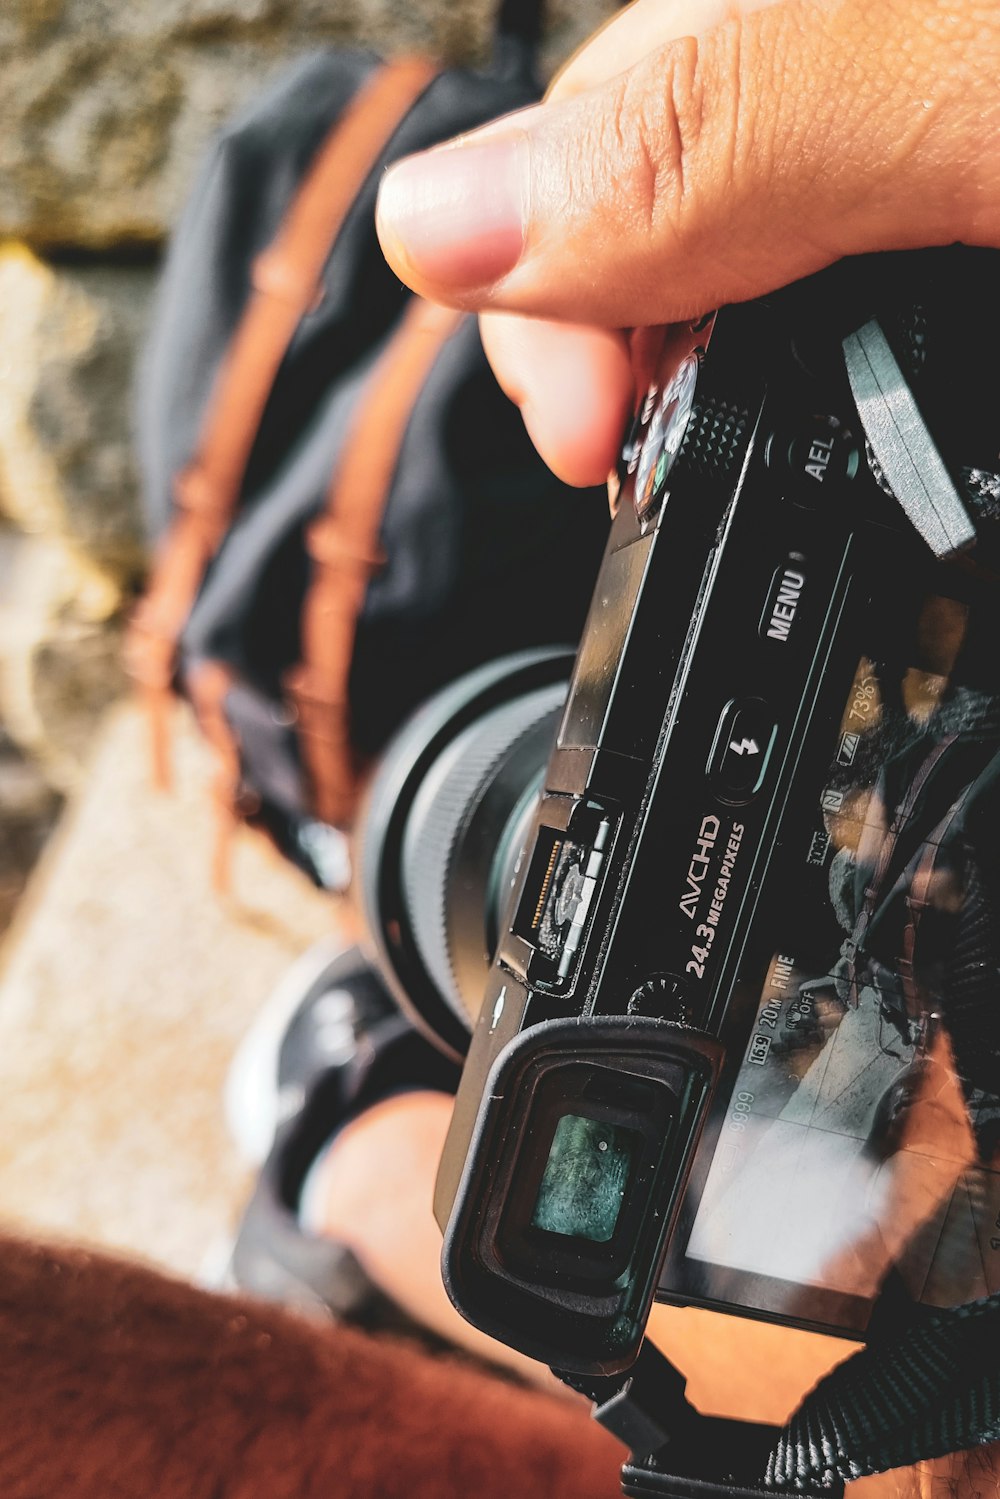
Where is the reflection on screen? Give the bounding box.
[689,593,1000,1310]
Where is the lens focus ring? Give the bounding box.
[400,683,566,1027]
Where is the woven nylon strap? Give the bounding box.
[603,1296,1000,1496]
[766,1293,1000,1489]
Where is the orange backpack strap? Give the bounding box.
[185,660,243,892]
[126,56,439,786]
[287,297,464,828]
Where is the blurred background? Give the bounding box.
[0,0,613,1280]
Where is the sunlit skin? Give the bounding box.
[312,1084,997,1498]
[376,0,1000,487]
[364,1,1000,1490]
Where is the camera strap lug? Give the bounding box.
[573,1291,1000,1498]
[559,1342,844,1499]
[560,1343,839,1499]
[619,1424,839,1499]
[560,1340,689,1457]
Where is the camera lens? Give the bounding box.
[358,649,570,1061]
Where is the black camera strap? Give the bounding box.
[564,1291,1000,1497]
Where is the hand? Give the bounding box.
[376,0,1000,487]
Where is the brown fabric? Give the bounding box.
[0,1232,623,1499]
[287,297,464,827]
[185,660,243,891]
[126,56,438,788]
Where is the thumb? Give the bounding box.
[376,0,1000,326]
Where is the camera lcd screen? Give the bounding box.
[686,587,1000,1314]
[532,1114,637,1243]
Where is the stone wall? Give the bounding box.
[0,0,614,788]
[2,0,612,251]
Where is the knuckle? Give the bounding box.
[612,24,747,248]
[618,36,704,240]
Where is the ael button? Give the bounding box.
[708,699,779,803]
[765,414,860,508]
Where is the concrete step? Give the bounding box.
[0,699,332,1278]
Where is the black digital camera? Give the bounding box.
[361,247,1000,1387]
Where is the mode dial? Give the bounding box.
[627,974,695,1025]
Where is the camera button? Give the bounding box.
[708,699,779,803]
[759,554,807,648]
[764,414,859,508]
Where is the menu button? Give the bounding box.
[761,556,806,646]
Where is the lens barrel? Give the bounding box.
[358,650,570,1060]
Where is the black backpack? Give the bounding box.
[129,8,610,889]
